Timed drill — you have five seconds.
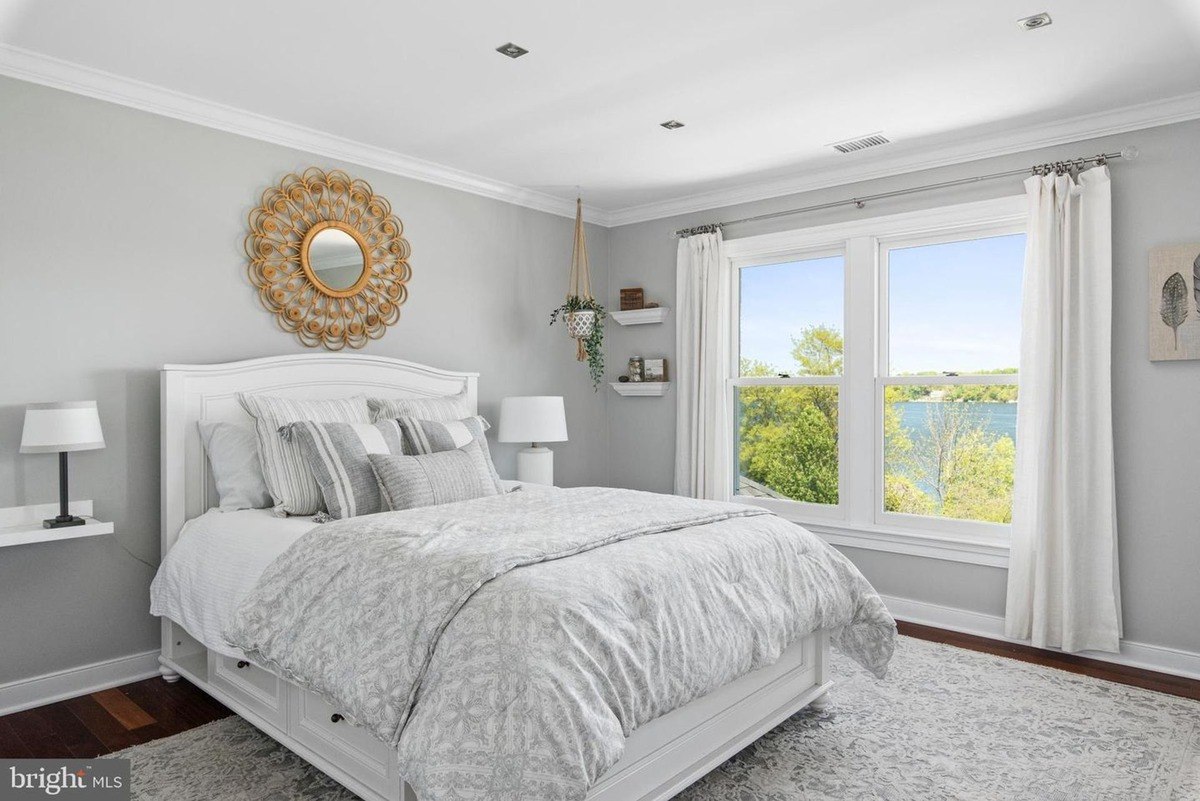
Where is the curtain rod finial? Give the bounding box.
[1120,145,1139,161]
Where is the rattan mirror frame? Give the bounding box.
[245,168,412,350]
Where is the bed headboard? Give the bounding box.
[160,354,478,555]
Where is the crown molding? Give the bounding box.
[0,43,615,227]
[605,91,1200,227]
[4,42,1199,232]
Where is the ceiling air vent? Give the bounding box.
[830,133,890,154]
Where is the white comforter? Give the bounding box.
[224,487,896,801]
[149,482,533,657]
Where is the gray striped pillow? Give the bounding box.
[397,416,502,492]
[236,394,371,516]
[285,420,404,520]
[367,392,472,424]
[368,440,500,511]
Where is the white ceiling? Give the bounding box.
[2,0,1199,223]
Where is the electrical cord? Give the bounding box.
[111,535,158,571]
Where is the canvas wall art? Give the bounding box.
[1149,243,1200,361]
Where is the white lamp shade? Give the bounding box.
[20,401,105,453]
[498,396,568,444]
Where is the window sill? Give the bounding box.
[737,500,1010,567]
[807,522,1009,568]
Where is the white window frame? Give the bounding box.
[724,195,1026,567]
[875,223,1024,540]
[729,245,848,523]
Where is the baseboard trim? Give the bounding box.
[0,650,162,717]
[880,594,1200,682]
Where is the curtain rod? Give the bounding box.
[673,146,1138,238]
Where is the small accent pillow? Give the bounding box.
[237,393,371,516]
[367,391,473,425]
[197,421,272,511]
[284,420,404,520]
[397,416,502,492]
[368,440,501,511]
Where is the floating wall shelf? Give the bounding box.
[610,382,671,397]
[0,501,112,548]
[611,307,670,326]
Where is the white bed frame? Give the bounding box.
[159,353,831,801]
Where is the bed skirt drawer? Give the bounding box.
[210,653,286,727]
[288,689,397,799]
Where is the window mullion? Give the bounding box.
[844,235,876,527]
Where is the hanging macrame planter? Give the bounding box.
[549,198,606,390]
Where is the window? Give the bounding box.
[734,254,843,506]
[727,196,1026,547]
[880,234,1023,527]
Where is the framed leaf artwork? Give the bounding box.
[1148,243,1200,361]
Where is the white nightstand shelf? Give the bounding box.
[610,307,670,326]
[0,501,112,548]
[610,381,671,397]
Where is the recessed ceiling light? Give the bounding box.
[1017,12,1052,30]
[496,42,529,59]
[660,120,685,130]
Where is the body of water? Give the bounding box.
[893,401,1017,443]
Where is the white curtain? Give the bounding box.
[1005,167,1122,653]
[674,229,732,500]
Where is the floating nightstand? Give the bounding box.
[0,501,112,548]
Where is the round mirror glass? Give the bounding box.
[306,227,367,292]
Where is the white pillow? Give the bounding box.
[236,393,371,516]
[197,421,272,511]
[367,391,473,424]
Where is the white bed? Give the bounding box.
[151,508,314,659]
[152,480,533,659]
[156,354,831,801]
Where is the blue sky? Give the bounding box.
[739,233,1025,374]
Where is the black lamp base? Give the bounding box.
[45,451,85,529]
[43,515,86,529]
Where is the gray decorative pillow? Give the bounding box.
[367,392,472,424]
[284,420,405,520]
[197,420,272,511]
[236,393,371,516]
[368,440,500,511]
[397,416,502,492]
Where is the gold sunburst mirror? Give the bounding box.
[245,168,411,349]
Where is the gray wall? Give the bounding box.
[1,71,1196,687]
[0,76,611,684]
[608,119,1200,654]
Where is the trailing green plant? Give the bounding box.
[550,295,607,390]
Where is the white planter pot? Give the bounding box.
[566,310,597,339]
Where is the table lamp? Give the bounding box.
[20,401,105,528]
[498,396,568,485]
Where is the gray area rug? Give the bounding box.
[116,636,1200,800]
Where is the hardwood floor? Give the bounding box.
[896,620,1200,702]
[1,625,1196,759]
[0,676,230,758]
